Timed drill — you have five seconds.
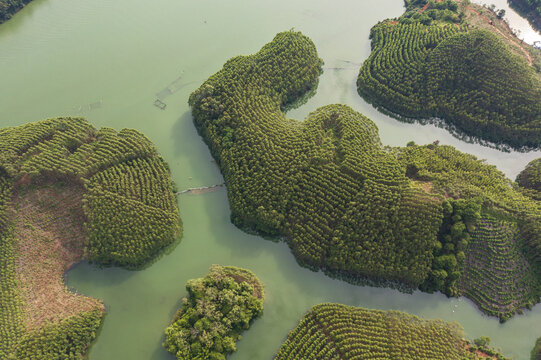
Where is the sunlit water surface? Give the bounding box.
[0,0,540,359]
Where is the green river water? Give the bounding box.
[1,0,541,358]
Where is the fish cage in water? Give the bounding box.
[153,99,167,110]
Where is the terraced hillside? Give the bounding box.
[275,303,509,360]
[357,0,541,149]
[459,218,539,321]
[190,30,541,320]
[0,117,181,359]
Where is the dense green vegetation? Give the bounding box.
[190,31,443,287]
[0,0,32,24]
[275,303,508,359]
[13,309,103,360]
[190,30,541,320]
[508,0,541,32]
[357,3,541,149]
[532,336,541,359]
[163,265,264,360]
[0,117,181,358]
[517,158,541,198]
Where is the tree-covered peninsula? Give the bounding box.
[0,0,33,24]
[0,117,181,359]
[163,265,264,360]
[189,30,541,321]
[357,0,541,149]
[275,303,509,360]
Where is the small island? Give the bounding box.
[357,0,541,149]
[275,303,508,359]
[163,265,264,360]
[0,117,181,359]
[190,30,541,321]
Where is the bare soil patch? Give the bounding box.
[10,184,104,330]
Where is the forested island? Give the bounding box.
[275,303,508,359]
[189,30,541,321]
[164,265,264,360]
[357,0,541,149]
[0,117,181,359]
[508,0,541,32]
[0,0,32,24]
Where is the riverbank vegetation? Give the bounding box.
[357,0,541,149]
[275,303,509,359]
[508,0,541,32]
[190,30,541,321]
[0,117,181,358]
[0,0,32,24]
[163,265,264,360]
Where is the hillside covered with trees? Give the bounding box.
[163,265,264,360]
[0,117,181,359]
[275,303,508,359]
[357,0,541,149]
[0,0,33,24]
[189,30,541,321]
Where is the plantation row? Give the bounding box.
[275,303,508,359]
[191,31,446,287]
[459,218,540,321]
[0,117,181,357]
[163,265,264,360]
[357,7,541,149]
[190,29,541,319]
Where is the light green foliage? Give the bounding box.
[163,265,264,360]
[190,30,541,318]
[13,309,102,360]
[0,117,181,357]
[190,31,444,287]
[275,303,509,359]
[357,8,541,148]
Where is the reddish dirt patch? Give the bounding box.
[10,184,103,330]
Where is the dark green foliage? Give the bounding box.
[358,16,541,148]
[517,158,541,193]
[0,0,33,24]
[163,265,264,360]
[0,117,181,357]
[421,199,481,296]
[508,0,541,32]
[13,309,102,360]
[275,303,509,360]
[190,31,444,287]
[531,336,541,360]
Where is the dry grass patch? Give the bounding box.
[10,184,104,331]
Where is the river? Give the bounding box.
[0,0,540,358]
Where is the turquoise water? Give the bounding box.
[0,0,540,358]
